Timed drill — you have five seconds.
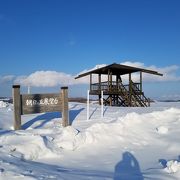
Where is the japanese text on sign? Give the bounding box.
[26,98,58,106]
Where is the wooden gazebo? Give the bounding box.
[75,63,163,107]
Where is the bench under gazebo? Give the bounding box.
[75,63,163,107]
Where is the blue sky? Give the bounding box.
[0,0,180,99]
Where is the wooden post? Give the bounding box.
[140,71,142,93]
[98,74,101,91]
[110,71,112,91]
[101,91,103,118]
[116,75,118,90]
[13,85,21,130]
[98,74,101,105]
[87,90,90,120]
[108,69,110,91]
[98,94,101,105]
[61,87,69,127]
[148,98,150,107]
[129,73,132,106]
[90,73,92,91]
[109,71,113,106]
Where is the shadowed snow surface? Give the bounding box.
[0,101,180,179]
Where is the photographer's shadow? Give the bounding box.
[114,151,144,180]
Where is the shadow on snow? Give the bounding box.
[22,107,84,130]
[114,151,144,180]
[0,154,113,179]
[0,151,144,179]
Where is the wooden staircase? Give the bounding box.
[130,81,150,107]
[103,81,150,107]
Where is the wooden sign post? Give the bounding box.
[61,87,69,127]
[12,85,69,130]
[13,85,21,130]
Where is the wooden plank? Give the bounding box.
[98,74,101,91]
[140,71,142,93]
[129,73,132,106]
[13,85,21,130]
[90,73,92,91]
[108,69,110,91]
[110,71,112,91]
[21,93,62,115]
[61,87,69,127]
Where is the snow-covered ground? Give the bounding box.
[0,100,180,179]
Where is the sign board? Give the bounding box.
[12,85,69,130]
[21,93,62,115]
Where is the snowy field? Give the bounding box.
[0,100,180,179]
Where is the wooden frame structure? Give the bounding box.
[75,63,163,107]
[12,85,69,130]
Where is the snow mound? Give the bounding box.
[53,123,124,151]
[0,132,58,160]
[156,126,169,134]
[0,101,9,108]
[165,160,180,173]
[52,108,180,151]
[54,126,79,150]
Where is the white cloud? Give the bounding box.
[0,75,15,83]
[11,61,180,88]
[14,71,79,87]
[121,61,145,68]
[121,61,180,82]
[74,64,107,84]
[13,64,108,87]
[77,64,107,76]
[76,61,180,83]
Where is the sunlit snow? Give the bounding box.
[0,100,180,179]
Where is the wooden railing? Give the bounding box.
[90,81,141,93]
[90,81,150,107]
[90,81,119,92]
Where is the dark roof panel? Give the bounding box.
[75,63,163,79]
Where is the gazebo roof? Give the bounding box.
[75,63,163,79]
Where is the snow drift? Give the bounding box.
[0,101,180,179]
